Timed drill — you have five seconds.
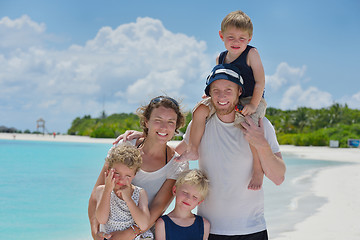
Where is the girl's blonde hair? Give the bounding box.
[106,143,142,173]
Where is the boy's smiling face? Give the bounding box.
[173,183,204,211]
[219,26,252,58]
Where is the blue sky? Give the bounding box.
[1,0,359,133]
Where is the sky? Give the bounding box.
[1,0,359,133]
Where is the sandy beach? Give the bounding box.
[274,145,360,240]
[1,133,359,239]
[0,132,114,144]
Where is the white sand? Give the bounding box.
[0,132,114,144]
[2,134,360,239]
[275,145,360,240]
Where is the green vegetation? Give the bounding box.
[68,103,360,147]
[266,103,360,147]
[67,113,141,138]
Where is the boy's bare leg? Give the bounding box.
[248,144,264,190]
[175,104,209,162]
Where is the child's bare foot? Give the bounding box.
[175,149,199,162]
[248,171,264,190]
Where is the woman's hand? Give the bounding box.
[113,130,144,145]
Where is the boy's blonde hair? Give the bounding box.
[106,143,142,173]
[221,10,253,37]
[175,169,210,200]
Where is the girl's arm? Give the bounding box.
[88,162,108,239]
[124,188,151,231]
[154,218,166,240]
[94,185,111,224]
[243,47,265,116]
[95,169,115,224]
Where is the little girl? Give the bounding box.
[95,143,153,239]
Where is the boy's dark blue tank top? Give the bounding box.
[161,214,204,240]
[219,45,263,98]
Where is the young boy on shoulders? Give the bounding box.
[176,10,267,191]
[155,169,210,240]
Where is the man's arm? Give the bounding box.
[241,117,286,185]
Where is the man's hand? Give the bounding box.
[240,116,267,148]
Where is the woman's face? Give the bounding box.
[145,106,178,143]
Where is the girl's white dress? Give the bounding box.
[101,185,153,239]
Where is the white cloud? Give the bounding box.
[266,62,307,90]
[0,16,212,132]
[0,15,46,50]
[280,85,333,109]
[338,91,360,109]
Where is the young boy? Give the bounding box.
[95,143,153,239]
[176,10,267,191]
[155,169,210,240]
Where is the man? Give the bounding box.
[178,64,285,240]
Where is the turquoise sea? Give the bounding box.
[0,139,345,239]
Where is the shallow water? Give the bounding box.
[0,140,345,239]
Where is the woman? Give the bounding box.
[88,96,189,240]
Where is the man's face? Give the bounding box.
[209,79,242,116]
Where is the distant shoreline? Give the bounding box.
[2,132,359,162]
[0,132,114,144]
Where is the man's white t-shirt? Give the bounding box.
[185,114,280,235]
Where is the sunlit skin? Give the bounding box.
[108,163,136,196]
[173,184,204,212]
[219,26,252,63]
[89,103,181,240]
[154,182,210,240]
[145,106,177,144]
[209,79,242,122]
[95,161,151,238]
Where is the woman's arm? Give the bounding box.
[113,130,144,145]
[148,179,176,226]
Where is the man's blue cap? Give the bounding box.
[204,64,244,96]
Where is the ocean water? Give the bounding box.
[0,139,346,239]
